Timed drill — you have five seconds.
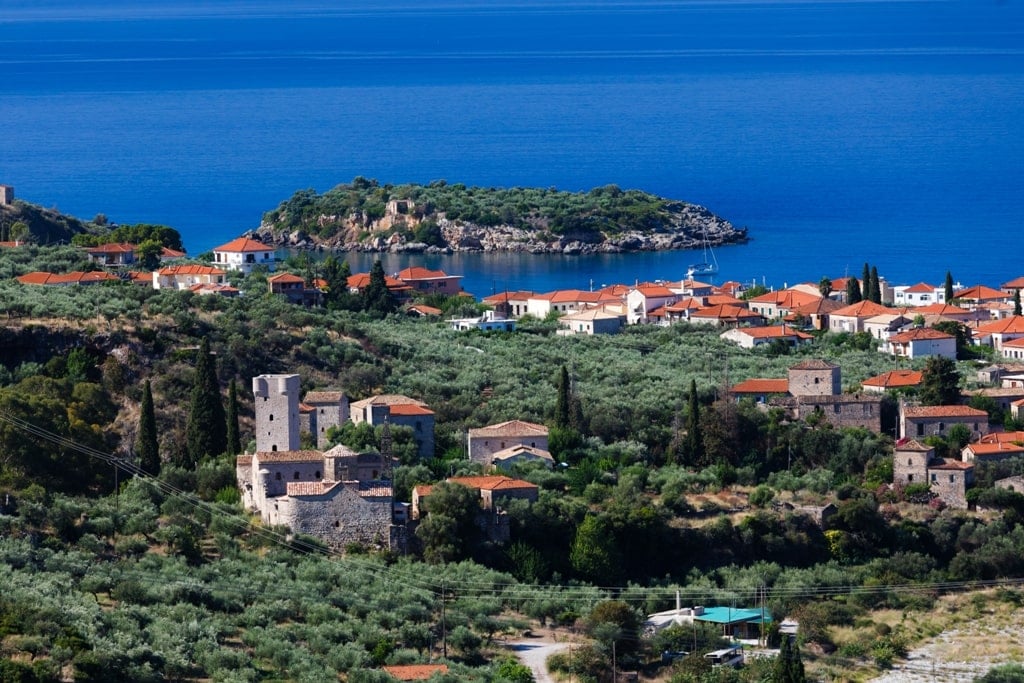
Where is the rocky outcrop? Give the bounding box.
[252,198,747,255]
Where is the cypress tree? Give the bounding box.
[944,270,955,303]
[226,378,241,456]
[862,263,871,303]
[136,379,160,475]
[845,278,862,304]
[185,337,227,466]
[870,265,881,304]
[555,365,571,429]
[363,259,396,316]
[1015,289,1022,317]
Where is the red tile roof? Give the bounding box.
[347,273,411,291]
[730,378,790,394]
[213,236,273,252]
[832,300,891,317]
[16,271,58,285]
[732,325,812,340]
[976,316,1024,334]
[862,369,923,389]
[633,284,676,297]
[790,359,838,370]
[1003,338,1024,349]
[1002,277,1024,290]
[304,391,345,404]
[979,431,1024,444]
[902,405,987,418]
[955,285,1007,300]
[86,242,136,254]
[965,442,1024,456]
[255,450,323,463]
[903,282,937,293]
[268,272,305,284]
[286,481,342,496]
[158,264,226,276]
[888,327,955,343]
[469,420,548,437]
[449,475,538,492]
[397,266,458,280]
[482,290,535,303]
[928,458,974,471]
[912,302,971,316]
[690,304,760,321]
[388,404,435,416]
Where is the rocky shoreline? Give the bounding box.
[250,202,748,256]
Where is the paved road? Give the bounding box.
[507,640,570,683]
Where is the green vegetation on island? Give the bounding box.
[258,177,747,253]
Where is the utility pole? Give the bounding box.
[441,581,447,659]
[612,640,616,683]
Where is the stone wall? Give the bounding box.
[468,434,550,466]
[893,443,932,486]
[276,484,395,549]
[929,469,970,509]
[788,362,840,396]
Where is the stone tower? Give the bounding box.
[788,359,841,396]
[252,374,301,453]
[303,391,350,449]
[893,439,934,486]
[0,185,13,206]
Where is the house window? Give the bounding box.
[917,424,925,436]
[950,475,956,483]
[315,470,321,479]
[938,422,945,433]
[272,445,278,452]
[294,472,299,480]
[275,472,281,480]
[269,414,274,422]
[908,458,913,466]
[908,474,914,482]
[974,423,979,430]
[334,521,340,527]
[931,473,937,482]
[834,405,841,414]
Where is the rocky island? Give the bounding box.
[251,177,747,255]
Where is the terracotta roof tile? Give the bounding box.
[286,481,342,496]
[303,391,345,404]
[902,405,988,418]
[954,285,1007,301]
[790,359,838,370]
[976,316,1024,334]
[468,420,548,437]
[255,450,323,463]
[928,458,974,471]
[862,369,923,388]
[731,378,790,394]
[1001,277,1024,290]
[888,327,955,343]
[388,403,435,416]
[832,300,891,317]
[449,475,538,492]
[213,236,273,252]
[157,264,226,276]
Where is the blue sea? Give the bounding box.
[2,0,1022,295]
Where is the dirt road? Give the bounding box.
[507,640,570,683]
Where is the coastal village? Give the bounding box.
[11,219,1024,526]
[7,184,1024,680]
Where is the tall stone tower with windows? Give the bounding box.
[252,374,301,452]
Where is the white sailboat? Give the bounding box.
[686,228,719,279]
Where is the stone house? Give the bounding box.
[899,404,989,441]
[303,390,350,449]
[995,476,1024,493]
[16,270,121,286]
[688,304,764,328]
[766,360,883,432]
[212,236,276,274]
[729,378,791,404]
[892,282,945,307]
[350,394,435,459]
[962,440,1024,463]
[746,288,822,320]
[892,439,974,508]
[467,420,549,467]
